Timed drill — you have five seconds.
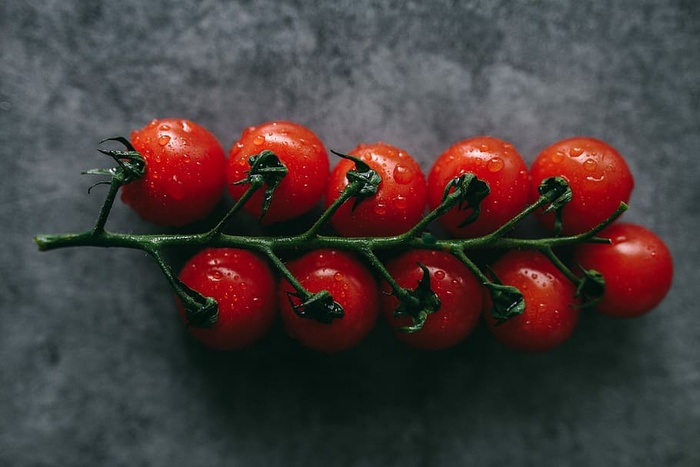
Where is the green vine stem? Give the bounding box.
[34,140,628,331]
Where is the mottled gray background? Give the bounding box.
[1,1,699,466]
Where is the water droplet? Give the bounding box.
[552,151,564,163]
[479,143,490,152]
[487,157,504,172]
[159,124,171,131]
[374,203,387,216]
[181,121,192,132]
[451,279,461,288]
[569,146,584,157]
[531,273,538,280]
[434,270,446,280]
[583,158,598,172]
[395,195,408,209]
[393,164,415,184]
[158,135,171,146]
[167,175,186,200]
[210,270,223,281]
[183,154,191,163]
[253,135,265,146]
[334,272,344,281]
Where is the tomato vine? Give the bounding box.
[35,138,626,336]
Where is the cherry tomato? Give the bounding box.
[226,120,329,224]
[483,250,579,352]
[326,142,427,237]
[427,136,529,237]
[121,118,227,226]
[573,222,673,318]
[177,248,278,350]
[380,250,483,350]
[278,249,379,352]
[530,137,634,235]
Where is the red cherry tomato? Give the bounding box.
[278,249,379,352]
[530,137,634,235]
[380,250,483,350]
[121,118,227,226]
[483,250,579,352]
[177,248,278,350]
[573,222,673,318]
[326,142,427,237]
[226,120,329,224]
[427,136,529,237]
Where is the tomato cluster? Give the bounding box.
[125,118,673,353]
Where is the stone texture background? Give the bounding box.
[1,1,699,466]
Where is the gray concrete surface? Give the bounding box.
[1,1,699,466]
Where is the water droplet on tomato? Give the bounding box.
[167,175,186,200]
[210,270,223,281]
[374,203,387,216]
[583,158,598,172]
[552,151,564,163]
[334,272,344,281]
[393,164,414,184]
[569,146,584,157]
[253,135,265,146]
[434,270,446,280]
[158,135,171,146]
[159,124,171,131]
[181,121,192,132]
[183,154,191,163]
[487,157,504,172]
[395,195,408,209]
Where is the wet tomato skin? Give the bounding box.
[573,222,673,318]
[278,249,380,352]
[483,250,580,352]
[226,120,329,224]
[529,137,634,235]
[380,250,483,350]
[326,142,427,237]
[177,248,278,350]
[427,136,530,238]
[122,118,227,226]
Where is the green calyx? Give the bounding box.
[391,263,441,333]
[232,149,288,220]
[287,290,345,324]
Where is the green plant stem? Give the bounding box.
[91,178,122,235]
[204,181,262,240]
[300,181,361,240]
[35,201,627,256]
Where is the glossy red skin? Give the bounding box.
[121,118,227,226]
[177,248,278,350]
[483,250,579,352]
[278,249,379,352]
[529,137,634,235]
[226,120,329,224]
[573,222,673,318]
[326,142,427,237]
[427,136,529,238]
[381,250,483,350]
